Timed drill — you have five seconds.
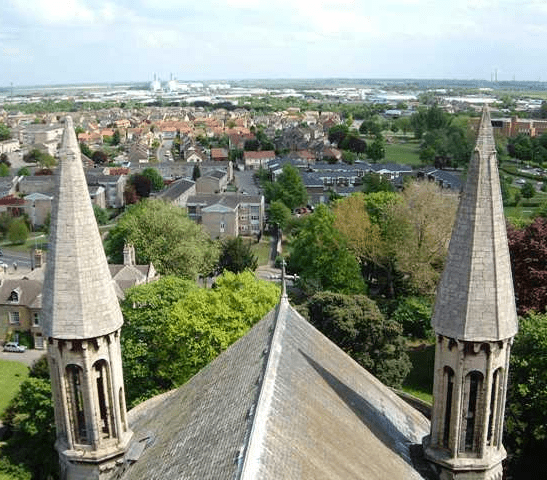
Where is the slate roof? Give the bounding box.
[120,296,431,480]
[432,106,518,341]
[157,178,195,202]
[0,279,42,308]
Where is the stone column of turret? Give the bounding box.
[424,106,518,480]
[43,117,133,480]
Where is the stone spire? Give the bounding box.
[425,106,518,480]
[42,116,123,339]
[431,106,518,342]
[44,117,132,480]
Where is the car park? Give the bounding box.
[3,342,27,353]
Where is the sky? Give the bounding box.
[1,0,546,87]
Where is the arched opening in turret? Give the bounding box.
[65,364,88,445]
[462,370,484,453]
[488,368,502,447]
[442,366,455,449]
[119,388,127,432]
[93,360,115,440]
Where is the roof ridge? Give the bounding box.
[238,295,291,480]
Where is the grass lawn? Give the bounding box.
[0,359,29,415]
[252,235,272,266]
[402,343,435,405]
[384,141,422,166]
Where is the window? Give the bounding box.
[94,360,114,439]
[9,311,20,325]
[220,221,225,233]
[66,365,88,445]
[487,368,502,446]
[8,289,20,303]
[251,215,259,221]
[33,313,40,326]
[463,371,484,453]
[443,367,455,449]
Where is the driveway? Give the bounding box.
[0,348,46,367]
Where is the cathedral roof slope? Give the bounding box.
[42,116,123,339]
[432,106,518,341]
[122,297,430,480]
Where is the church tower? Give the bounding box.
[424,106,518,480]
[43,117,132,480]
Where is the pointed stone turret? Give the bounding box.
[432,106,518,341]
[425,106,517,480]
[44,117,132,480]
[43,116,123,339]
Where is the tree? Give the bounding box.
[105,199,219,279]
[0,152,11,166]
[112,129,121,146]
[0,123,11,141]
[361,173,393,193]
[328,124,349,146]
[23,149,56,170]
[0,163,10,177]
[7,218,29,245]
[80,142,92,158]
[267,200,291,231]
[131,174,152,198]
[520,181,536,199]
[17,167,30,176]
[304,292,411,388]
[505,312,547,478]
[391,181,458,295]
[192,165,201,181]
[508,217,547,314]
[390,296,433,339]
[263,164,307,211]
[141,167,164,192]
[367,135,386,162]
[93,204,109,225]
[288,204,365,294]
[217,236,258,274]
[332,193,383,269]
[1,357,58,480]
[92,150,109,165]
[121,272,279,406]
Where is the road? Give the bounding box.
[0,348,45,367]
[0,247,34,270]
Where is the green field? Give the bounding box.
[0,360,29,414]
[402,343,434,405]
[384,141,422,166]
[252,234,272,266]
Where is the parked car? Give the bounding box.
[3,342,27,353]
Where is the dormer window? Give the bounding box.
[8,288,21,303]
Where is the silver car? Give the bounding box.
[3,342,27,352]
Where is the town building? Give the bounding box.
[42,109,515,479]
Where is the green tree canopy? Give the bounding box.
[0,356,58,480]
[267,200,291,230]
[505,312,547,478]
[263,164,308,211]
[17,167,30,176]
[105,199,219,279]
[0,123,11,141]
[23,149,56,169]
[141,167,164,192]
[304,292,411,388]
[121,272,280,406]
[7,218,29,245]
[0,163,10,177]
[288,204,365,294]
[217,236,258,274]
[92,204,109,225]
